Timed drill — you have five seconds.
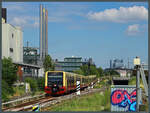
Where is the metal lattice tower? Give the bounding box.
[140,65,148,96]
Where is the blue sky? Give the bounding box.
[2,2,148,68]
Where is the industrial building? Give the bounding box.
[2,9,23,63]
[23,5,48,66]
[1,5,49,78]
[110,59,124,69]
[1,7,44,80]
[23,46,38,65]
[55,56,94,72]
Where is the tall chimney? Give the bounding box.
[40,5,43,60]
[45,9,48,56]
[42,8,46,59]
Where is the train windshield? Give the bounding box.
[47,72,63,86]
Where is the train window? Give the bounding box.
[47,72,63,87]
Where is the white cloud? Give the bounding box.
[126,24,139,36]
[9,16,39,29]
[87,6,148,23]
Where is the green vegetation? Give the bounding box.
[73,65,120,77]
[25,77,38,93]
[104,70,120,76]
[12,85,25,97]
[49,89,111,111]
[2,57,18,86]
[128,76,145,90]
[2,57,18,102]
[94,79,111,88]
[37,77,45,91]
[43,55,54,72]
[128,76,136,85]
[2,57,45,102]
[25,77,45,95]
[73,64,104,77]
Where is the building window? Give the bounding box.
[12,33,14,38]
[10,48,13,52]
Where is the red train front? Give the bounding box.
[45,71,66,95]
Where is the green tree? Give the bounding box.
[73,69,84,75]
[43,55,54,72]
[75,64,99,77]
[80,64,89,76]
[104,70,120,76]
[89,65,99,75]
[2,57,18,86]
[2,80,10,102]
[97,67,104,77]
[37,77,45,91]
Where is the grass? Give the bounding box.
[13,86,25,97]
[128,76,144,90]
[48,89,111,111]
[94,78,111,88]
[4,85,44,101]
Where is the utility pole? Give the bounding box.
[134,56,140,112]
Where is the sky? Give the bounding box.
[2,2,148,68]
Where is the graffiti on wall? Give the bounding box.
[111,89,136,111]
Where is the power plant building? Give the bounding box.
[2,19,23,63]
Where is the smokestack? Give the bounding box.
[45,9,48,56]
[40,5,43,60]
[42,8,46,59]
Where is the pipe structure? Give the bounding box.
[45,9,48,56]
[39,5,43,60]
[42,8,46,60]
[39,5,48,61]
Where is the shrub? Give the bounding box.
[25,77,38,93]
[37,77,45,91]
[2,80,13,102]
[2,57,17,86]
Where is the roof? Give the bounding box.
[64,57,82,59]
[13,62,41,69]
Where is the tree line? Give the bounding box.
[2,55,119,101]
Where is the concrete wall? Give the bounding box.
[2,23,23,63]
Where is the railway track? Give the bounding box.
[3,79,106,112]
[2,93,46,108]
[3,87,106,112]
[2,96,54,111]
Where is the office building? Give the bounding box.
[55,56,94,72]
[112,59,124,69]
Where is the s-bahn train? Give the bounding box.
[44,71,96,95]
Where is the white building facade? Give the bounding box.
[2,22,23,63]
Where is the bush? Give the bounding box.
[2,57,17,86]
[37,77,45,91]
[2,80,14,102]
[2,57,18,101]
[25,77,38,93]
